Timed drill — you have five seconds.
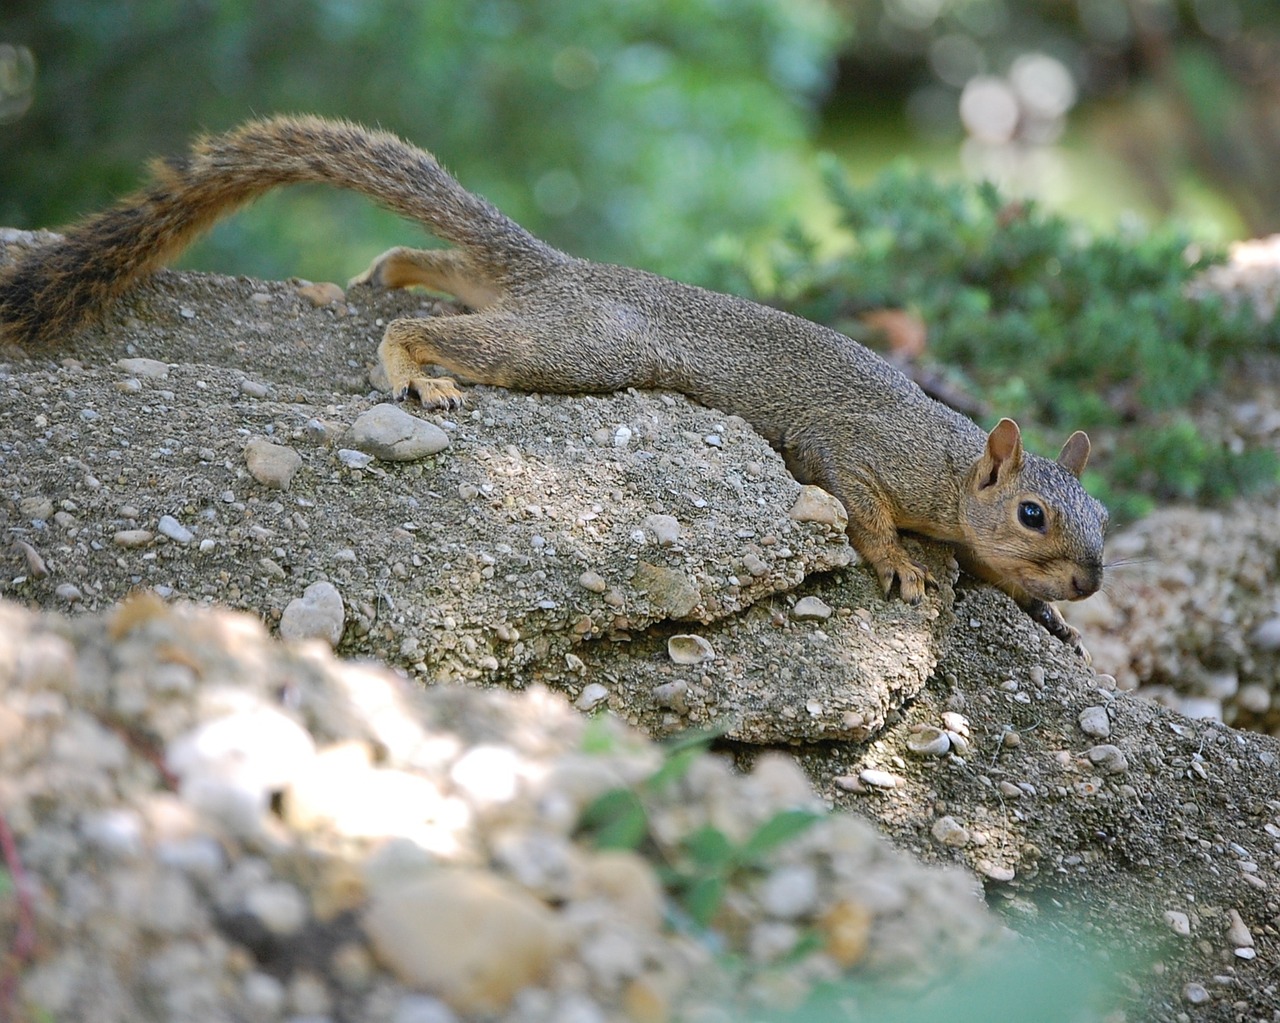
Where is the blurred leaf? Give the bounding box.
[683,874,728,927]
[579,788,648,850]
[742,809,822,860]
[683,826,736,869]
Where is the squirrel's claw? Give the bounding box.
[874,557,934,606]
[399,376,466,410]
[1028,600,1091,662]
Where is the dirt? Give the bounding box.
[3,228,1280,1021]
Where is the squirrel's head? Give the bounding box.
[960,418,1109,604]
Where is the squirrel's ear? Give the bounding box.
[1057,431,1090,478]
[978,418,1023,489]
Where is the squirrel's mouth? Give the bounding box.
[1015,561,1102,603]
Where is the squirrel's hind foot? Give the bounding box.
[396,375,466,410]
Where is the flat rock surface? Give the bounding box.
[0,231,935,745]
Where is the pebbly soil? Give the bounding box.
[2,228,1280,1021]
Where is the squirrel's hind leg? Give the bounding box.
[352,247,503,309]
[378,312,527,408]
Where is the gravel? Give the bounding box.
[0,597,1000,1022]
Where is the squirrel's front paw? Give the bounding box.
[1028,600,1091,663]
[394,375,466,410]
[874,557,934,606]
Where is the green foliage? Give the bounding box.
[750,163,1280,519]
[578,734,1131,1021]
[1,0,844,282]
[753,930,1130,1023]
[578,729,820,929]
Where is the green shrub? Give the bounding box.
[736,163,1280,520]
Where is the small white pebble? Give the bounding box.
[1163,910,1191,936]
[157,515,194,544]
[858,769,899,789]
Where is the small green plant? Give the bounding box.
[736,163,1280,521]
[578,729,820,928]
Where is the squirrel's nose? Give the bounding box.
[1070,566,1102,599]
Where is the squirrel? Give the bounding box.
[0,115,1107,651]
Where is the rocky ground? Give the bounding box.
[2,229,1280,1021]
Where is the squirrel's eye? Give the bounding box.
[1018,501,1046,531]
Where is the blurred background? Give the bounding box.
[3,0,1280,285]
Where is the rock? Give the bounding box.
[578,571,608,594]
[940,712,970,736]
[167,708,317,800]
[16,539,48,578]
[788,485,848,531]
[642,514,681,546]
[450,745,520,808]
[345,403,450,461]
[337,448,375,469]
[1077,705,1111,738]
[244,437,303,489]
[576,851,664,932]
[279,581,345,646]
[650,680,689,714]
[284,752,441,841]
[1182,982,1210,1005]
[242,972,287,1020]
[244,880,309,936]
[907,726,951,757]
[1226,908,1254,948]
[157,514,195,544]
[1249,616,1280,652]
[631,562,700,619]
[80,808,145,858]
[392,994,460,1023]
[758,864,819,919]
[1237,683,1271,714]
[792,596,833,620]
[363,869,561,1014]
[112,529,154,548]
[819,901,872,968]
[116,357,170,378]
[930,816,970,847]
[1085,744,1128,774]
[859,769,900,789]
[296,281,346,307]
[19,495,55,521]
[1164,910,1191,936]
[667,634,714,665]
[574,683,610,711]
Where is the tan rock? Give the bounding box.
[363,869,561,1014]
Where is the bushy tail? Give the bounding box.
[0,115,563,346]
